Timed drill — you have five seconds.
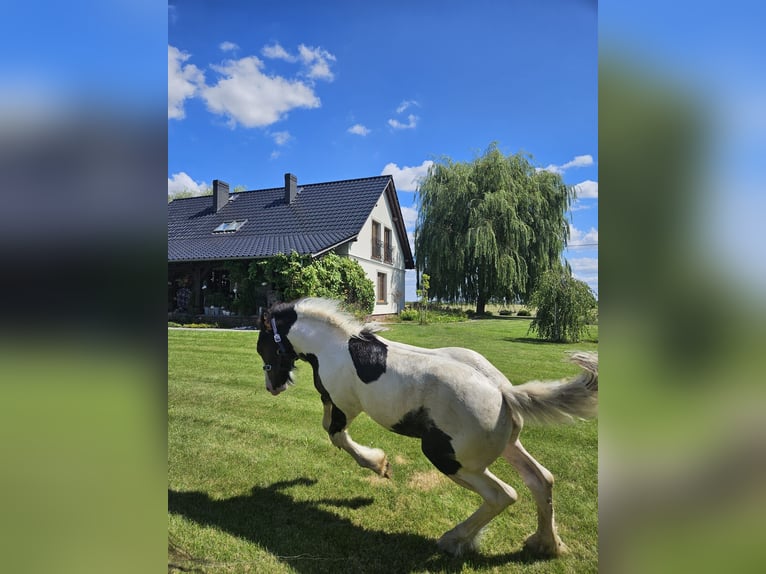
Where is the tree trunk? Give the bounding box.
[476,264,488,315]
[476,293,487,315]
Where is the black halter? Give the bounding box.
[263,317,297,373]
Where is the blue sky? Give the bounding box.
[168,1,598,301]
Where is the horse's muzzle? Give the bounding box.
[264,372,288,396]
[268,384,288,396]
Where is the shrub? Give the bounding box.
[517,308,531,317]
[528,270,596,342]
[425,305,469,323]
[499,309,512,316]
[426,308,468,323]
[399,308,419,321]
[251,252,375,315]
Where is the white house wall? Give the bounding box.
[346,189,406,315]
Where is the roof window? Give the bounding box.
[213,220,247,233]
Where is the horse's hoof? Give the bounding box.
[523,532,568,557]
[437,531,481,556]
[380,458,392,478]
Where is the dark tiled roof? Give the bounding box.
[168,175,414,267]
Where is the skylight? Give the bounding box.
[213,220,247,233]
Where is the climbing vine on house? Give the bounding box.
[224,253,374,315]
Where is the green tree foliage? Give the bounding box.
[528,269,597,343]
[251,252,375,314]
[417,273,430,324]
[416,143,572,313]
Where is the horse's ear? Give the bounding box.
[260,311,271,332]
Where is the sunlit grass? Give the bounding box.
[169,321,597,573]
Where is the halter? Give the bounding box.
[263,317,296,373]
[271,318,288,353]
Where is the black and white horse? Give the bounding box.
[256,298,597,556]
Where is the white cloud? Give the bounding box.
[297,44,336,81]
[569,257,599,294]
[539,153,595,175]
[573,179,598,199]
[381,160,434,192]
[400,206,418,229]
[568,224,599,247]
[347,123,370,136]
[569,257,599,275]
[171,42,334,130]
[569,202,593,212]
[261,43,295,62]
[262,43,337,81]
[168,172,209,196]
[388,113,419,130]
[271,130,291,145]
[168,45,204,120]
[562,154,594,170]
[201,56,320,128]
[396,100,419,114]
[219,41,239,52]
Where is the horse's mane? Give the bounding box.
[293,297,386,339]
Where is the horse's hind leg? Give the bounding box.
[322,402,391,477]
[502,439,568,556]
[437,468,518,555]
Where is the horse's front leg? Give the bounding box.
[321,401,391,478]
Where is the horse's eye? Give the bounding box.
[263,365,272,371]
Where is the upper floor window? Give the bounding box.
[383,227,393,263]
[371,220,382,260]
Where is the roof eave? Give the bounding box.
[383,177,416,269]
[311,235,358,258]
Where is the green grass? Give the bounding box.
[169,320,597,573]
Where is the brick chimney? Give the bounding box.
[284,173,297,204]
[213,180,229,212]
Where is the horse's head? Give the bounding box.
[256,306,298,396]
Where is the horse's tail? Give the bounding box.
[501,352,598,425]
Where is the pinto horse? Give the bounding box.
[256,298,597,556]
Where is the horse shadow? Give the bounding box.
[168,477,549,573]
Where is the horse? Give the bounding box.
[255,297,597,557]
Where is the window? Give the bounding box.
[383,227,393,263]
[371,221,382,259]
[213,220,247,233]
[377,273,387,304]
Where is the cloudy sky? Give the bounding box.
[168,1,598,300]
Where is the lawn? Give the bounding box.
[168,319,598,573]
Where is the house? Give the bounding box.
[168,173,415,317]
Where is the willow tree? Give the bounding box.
[415,143,572,314]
